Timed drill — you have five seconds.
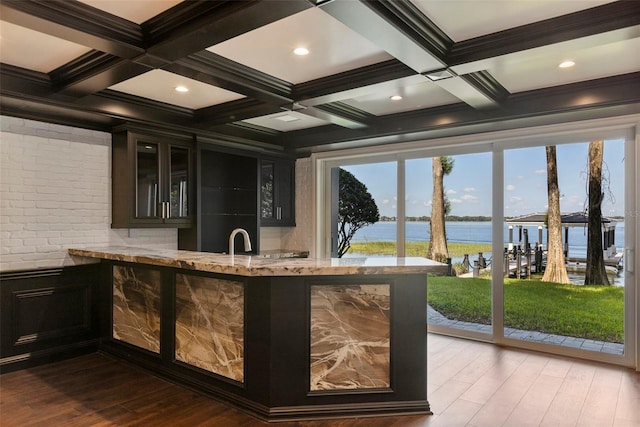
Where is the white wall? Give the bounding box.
[0,116,176,272]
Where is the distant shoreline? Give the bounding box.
[378,216,625,223]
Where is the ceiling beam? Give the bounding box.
[166,52,294,106]
[195,99,282,128]
[319,0,448,74]
[143,0,313,61]
[50,51,152,96]
[294,59,415,107]
[297,103,372,129]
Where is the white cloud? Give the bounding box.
[425,200,432,206]
[463,187,476,192]
[461,194,478,202]
[509,196,523,203]
[382,199,390,205]
[446,189,457,195]
[517,175,525,180]
[534,169,546,175]
[450,198,463,204]
[506,184,516,191]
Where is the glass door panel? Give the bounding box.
[169,146,189,219]
[136,142,159,218]
[261,160,275,221]
[503,140,625,355]
[331,163,396,258]
[410,153,493,335]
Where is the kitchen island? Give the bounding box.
[69,246,447,421]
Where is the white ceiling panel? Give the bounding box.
[108,70,244,109]
[206,7,392,84]
[412,0,617,42]
[489,37,640,93]
[341,76,460,115]
[450,27,640,94]
[77,0,182,24]
[242,111,331,132]
[0,21,91,73]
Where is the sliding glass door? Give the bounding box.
[502,140,627,358]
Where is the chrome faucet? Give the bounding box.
[229,228,252,257]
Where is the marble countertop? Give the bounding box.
[68,246,448,277]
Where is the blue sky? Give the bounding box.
[343,139,626,218]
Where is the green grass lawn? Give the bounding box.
[349,241,491,258]
[428,276,624,343]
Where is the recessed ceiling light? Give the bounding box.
[274,114,300,122]
[559,60,575,68]
[175,85,189,93]
[390,95,403,101]
[293,47,309,56]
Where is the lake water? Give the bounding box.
[351,221,626,285]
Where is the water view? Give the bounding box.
[349,220,626,285]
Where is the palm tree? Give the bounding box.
[584,140,610,285]
[542,146,570,284]
[427,156,453,263]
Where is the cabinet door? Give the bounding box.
[260,160,275,223]
[275,160,295,226]
[112,130,193,229]
[168,146,190,220]
[260,158,295,226]
[135,141,161,219]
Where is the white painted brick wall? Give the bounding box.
[0,116,176,272]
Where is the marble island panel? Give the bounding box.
[69,246,448,277]
[175,273,245,382]
[310,284,390,391]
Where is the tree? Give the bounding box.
[584,140,610,285]
[336,168,379,258]
[542,146,571,284]
[427,156,454,263]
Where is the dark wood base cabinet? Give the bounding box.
[0,265,101,373]
[99,261,430,422]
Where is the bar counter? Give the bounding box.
[69,246,446,421]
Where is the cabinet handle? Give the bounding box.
[276,206,282,220]
[161,201,170,219]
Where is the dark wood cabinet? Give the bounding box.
[112,129,193,228]
[260,157,295,226]
[179,144,259,254]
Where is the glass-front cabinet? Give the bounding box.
[260,157,295,226]
[112,129,193,228]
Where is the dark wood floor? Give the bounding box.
[0,351,429,427]
[2,334,638,426]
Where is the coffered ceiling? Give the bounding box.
[1,0,639,155]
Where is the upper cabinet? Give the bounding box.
[260,158,295,227]
[112,129,193,228]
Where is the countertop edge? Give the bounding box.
[68,247,449,277]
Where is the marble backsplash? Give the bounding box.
[112,265,161,353]
[310,284,390,391]
[175,274,245,382]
